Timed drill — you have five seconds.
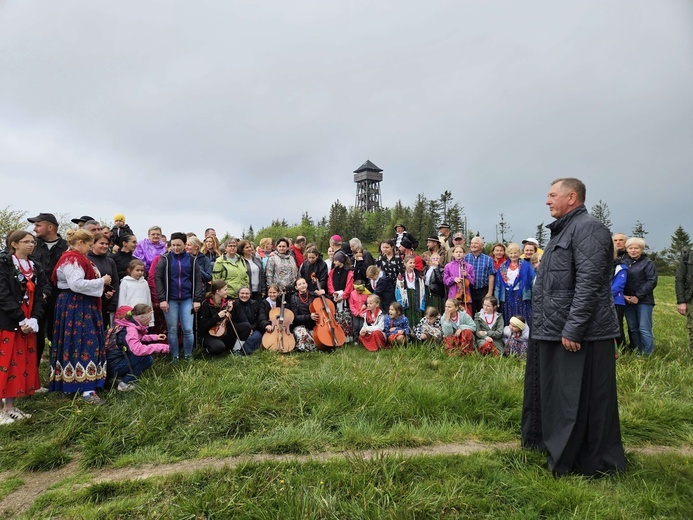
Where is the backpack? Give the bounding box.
[105,325,128,356]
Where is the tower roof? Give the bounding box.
[353,160,383,173]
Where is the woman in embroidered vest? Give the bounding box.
[50,229,111,405]
[289,277,318,351]
[0,231,45,424]
[494,243,535,329]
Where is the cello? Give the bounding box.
[309,273,346,350]
[262,290,295,353]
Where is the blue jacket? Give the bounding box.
[611,263,628,306]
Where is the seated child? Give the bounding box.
[106,305,169,391]
[441,298,476,356]
[503,315,530,358]
[358,294,386,352]
[349,280,370,343]
[474,296,504,356]
[414,306,443,343]
[383,302,410,346]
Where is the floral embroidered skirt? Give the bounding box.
[0,330,39,398]
[50,291,106,393]
[293,326,317,352]
[501,290,532,330]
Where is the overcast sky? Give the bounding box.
[1,0,691,250]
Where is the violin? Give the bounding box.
[309,273,346,350]
[454,260,472,312]
[209,300,233,337]
[262,291,296,353]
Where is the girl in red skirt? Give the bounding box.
[1,231,45,424]
[358,295,386,351]
[441,298,477,356]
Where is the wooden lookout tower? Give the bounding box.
[353,160,383,212]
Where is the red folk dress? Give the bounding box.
[0,259,40,399]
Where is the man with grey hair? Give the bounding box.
[464,236,495,315]
[527,177,626,476]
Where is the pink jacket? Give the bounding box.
[348,291,369,317]
[114,316,170,356]
[443,259,476,300]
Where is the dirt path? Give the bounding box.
[1,442,691,517]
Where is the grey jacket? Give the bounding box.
[532,205,619,342]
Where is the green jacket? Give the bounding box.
[212,255,249,298]
[675,250,693,304]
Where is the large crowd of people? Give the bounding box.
[0,196,690,464]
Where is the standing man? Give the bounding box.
[529,178,625,476]
[676,248,693,352]
[464,237,495,315]
[27,213,68,372]
[612,233,628,264]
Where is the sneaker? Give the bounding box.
[0,411,14,426]
[5,407,32,420]
[83,392,107,406]
[117,381,136,392]
[34,387,49,394]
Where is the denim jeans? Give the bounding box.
[108,352,154,383]
[163,298,194,359]
[624,303,654,356]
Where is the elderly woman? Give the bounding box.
[133,225,167,275]
[0,231,44,423]
[494,243,534,328]
[212,238,250,299]
[623,237,658,355]
[50,229,112,404]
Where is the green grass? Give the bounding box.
[1,277,691,517]
[21,450,693,519]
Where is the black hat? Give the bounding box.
[71,215,95,224]
[27,213,59,227]
[395,223,406,230]
[426,236,441,244]
[438,222,450,229]
[400,237,414,249]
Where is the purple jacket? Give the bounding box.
[443,259,476,300]
[133,239,167,272]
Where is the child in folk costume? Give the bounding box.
[503,315,530,358]
[0,231,44,424]
[358,294,386,351]
[289,278,319,352]
[414,306,443,343]
[443,246,475,317]
[383,302,410,346]
[473,296,504,356]
[396,255,425,331]
[441,298,476,356]
[348,280,370,343]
